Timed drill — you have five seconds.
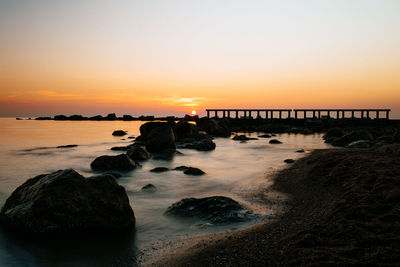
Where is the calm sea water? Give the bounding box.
[0,118,330,266]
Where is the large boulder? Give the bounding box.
[176,121,198,140]
[166,196,252,223]
[139,121,176,140]
[91,154,136,171]
[126,145,151,160]
[197,118,231,137]
[145,126,176,153]
[0,169,135,234]
[179,138,216,151]
[332,130,374,147]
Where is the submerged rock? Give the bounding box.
[174,166,189,171]
[346,140,373,148]
[112,130,127,136]
[183,167,205,176]
[0,169,135,234]
[258,134,271,138]
[269,139,282,144]
[166,196,251,223]
[284,159,295,163]
[91,154,136,171]
[56,144,78,148]
[232,135,258,141]
[126,145,151,160]
[141,184,157,191]
[150,167,169,173]
[332,130,374,147]
[296,149,305,153]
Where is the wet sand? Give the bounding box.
[148,148,400,266]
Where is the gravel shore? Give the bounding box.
[150,148,400,266]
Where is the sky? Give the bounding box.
[0,0,399,118]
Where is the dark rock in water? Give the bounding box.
[111,146,129,151]
[296,149,305,153]
[112,130,127,136]
[176,121,199,140]
[332,130,374,147]
[0,169,135,234]
[54,115,68,120]
[166,196,251,223]
[182,139,216,151]
[142,184,156,191]
[35,117,51,120]
[269,139,282,144]
[197,118,231,137]
[174,166,189,171]
[128,136,136,139]
[184,167,205,176]
[106,113,117,120]
[258,134,271,138]
[91,154,136,171]
[89,115,103,120]
[122,115,134,121]
[346,140,373,148]
[323,127,345,142]
[145,126,176,153]
[16,118,22,120]
[150,167,169,173]
[126,145,151,160]
[57,144,78,148]
[69,115,86,120]
[104,172,122,179]
[284,159,295,163]
[232,135,258,141]
[140,121,176,140]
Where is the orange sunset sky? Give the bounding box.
[0,1,399,118]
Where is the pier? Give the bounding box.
[206,109,391,119]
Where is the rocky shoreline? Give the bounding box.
[150,148,400,266]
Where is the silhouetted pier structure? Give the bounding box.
[206,109,292,119]
[206,109,391,119]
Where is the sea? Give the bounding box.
[0,118,330,266]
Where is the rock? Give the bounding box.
[112,130,127,136]
[269,139,282,144]
[142,184,156,191]
[346,140,373,148]
[126,145,151,160]
[284,159,295,163]
[127,136,136,139]
[184,167,205,176]
[104,172,122,179]
[0,169,135,234]
[111,146,130,151]
[54,115,68,120]
[166,196,251,223]
[258,134,271,138]
[323,127,345,141]
[374,143,400,156]
[106,113,117,120]
[91,154,136,171]
[197,118,231,137]
[232,135,257,141]
[69,115,86,120]
[89,115,103,120]
[332,130,374,147]
[187,139,215,151]
[122,115,134,121]
[176,121,199,140]
[140,121,176,140]
[296,149,305,153]
[150,167,169,173]
[57,144,78,148]
[174,166,189,171]
[145,126,176,153]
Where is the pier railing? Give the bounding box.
[206,109,391,119]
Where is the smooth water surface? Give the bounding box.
[0,118,330,266]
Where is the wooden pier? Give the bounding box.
[206,108,391,119]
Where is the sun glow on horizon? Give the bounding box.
[191,110,197,115]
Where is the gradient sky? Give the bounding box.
[1,0,399,117]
